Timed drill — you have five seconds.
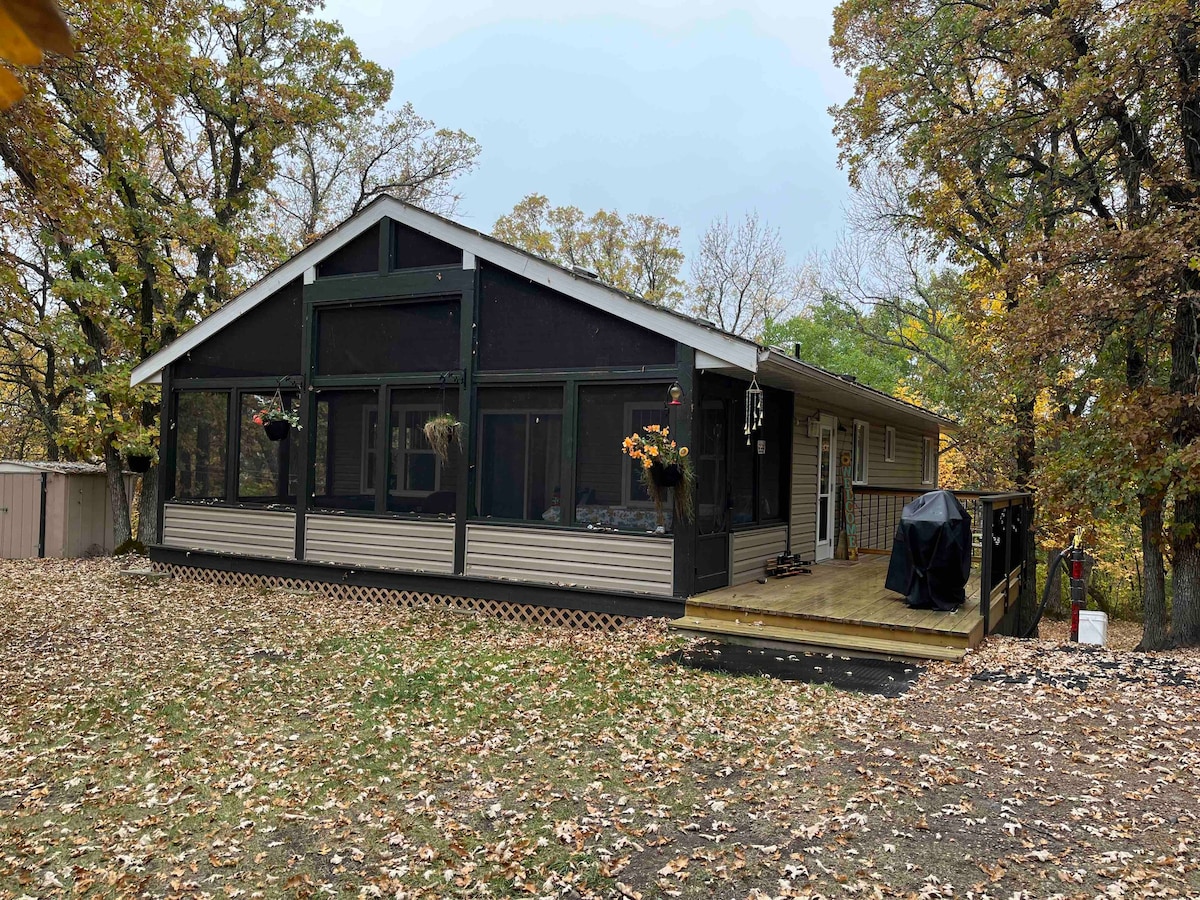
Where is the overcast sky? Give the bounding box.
[321,0,853,264]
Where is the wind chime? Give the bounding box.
[744,376,764,444]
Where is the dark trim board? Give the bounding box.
[149,545,685,620]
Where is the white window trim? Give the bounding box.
[621,402,662,509]
[852,419,870,485]
[922,435,937,485]
[390,404,441,497]
[885,426,896,463]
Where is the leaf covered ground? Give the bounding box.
[0,559,1197,899]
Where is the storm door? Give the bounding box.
[694,399,730,592]
[815,415,837,561]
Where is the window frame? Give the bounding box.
[852,419,870,485]
[387,404,442,498]
[621,402,662,509]
[922,435,937,484]
[884,426,896,463]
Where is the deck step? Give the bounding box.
[669,615,967,662]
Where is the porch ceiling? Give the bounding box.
[756,350,956,433]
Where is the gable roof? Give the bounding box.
[129,196,954,432]
[130,196,760,386]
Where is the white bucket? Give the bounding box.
[1078,610,1108,646]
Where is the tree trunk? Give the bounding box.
[135,466,159,546]
[105,437,133,550]
[1138,495,1171,650]
[1172,492,1200,646]
[1013,394,1039,634]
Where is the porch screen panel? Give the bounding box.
[316,298,460,375]
[392,221,462,269]
[575,384,672,532]
[174,280,302,379]
[730,396,756,526]
[758,389,789,522]
[477,387,563,522]
[174,391,228,500]
[316,226,380,278]
[313,389,379,511]
[238,392,298,503]
[477,265,676,370]
[386,387,460,515]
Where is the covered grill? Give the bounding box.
[884,490,972,611]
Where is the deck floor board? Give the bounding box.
[687,556,983,641]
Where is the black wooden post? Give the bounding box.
[453,264,478,575]
[156,367,174,544]
[1003,500,1013,620]
[295,282,317,561]
[671,345,696,598]
[980,497,993,636]
[561,378,578,528]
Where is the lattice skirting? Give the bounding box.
[151,561,628,631]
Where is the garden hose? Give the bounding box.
[1020,546,1067,639]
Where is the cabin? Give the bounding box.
[131,197,1029,659]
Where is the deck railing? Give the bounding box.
[850,486,1032,637]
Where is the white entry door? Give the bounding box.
[815,416,837,561]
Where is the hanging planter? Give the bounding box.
[649,461,684,488]
[621,424,695,523]
[254,389,300,441]
[126,453,153,473]
[423,412,462,464]
[263,419,291,441]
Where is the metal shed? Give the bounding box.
[0,461,124,559]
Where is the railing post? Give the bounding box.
[980,498,993,635]
[1003,500,1013,620]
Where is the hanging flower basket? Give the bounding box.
[650,461,684,488]
[254,390,300,441]
[621,424,694,523]
[423,413,462,463]
[126,453,153,473]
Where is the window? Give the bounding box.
[922,436,937,484]
[574,385,670,532]
[238,392,298,503]
[313,390,379,511]
[174,391,228,500]
[386,388,459,515]
[477,387,563,522]
[885,426,896,463]
[852,420,870,484]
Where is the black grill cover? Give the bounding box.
[884,490,972,610]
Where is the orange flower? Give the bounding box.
[647,445,659,457]
[642,457,652,469]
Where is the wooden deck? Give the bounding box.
[672,556,1002,662]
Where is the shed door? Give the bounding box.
[0,473,41,559]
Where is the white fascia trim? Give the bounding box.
[132,197,757,386]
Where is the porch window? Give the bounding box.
[385,387,459,515]
[885,426,896,462]
[174,391,228,500]
[477,387,563,522]
[238,391,298,503]
[575,384,670,532]
[313,389,379,511]
[922,436,937,484]
[852,420,869,484]
[729,387,790,526]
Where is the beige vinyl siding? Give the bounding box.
[163,503,296,559]
[730,525,789,585]
[791,400,940,561]
[465,524,674,596]
[0,473,40,558]
[304,514,454,573]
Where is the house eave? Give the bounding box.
[757,349,956,432]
